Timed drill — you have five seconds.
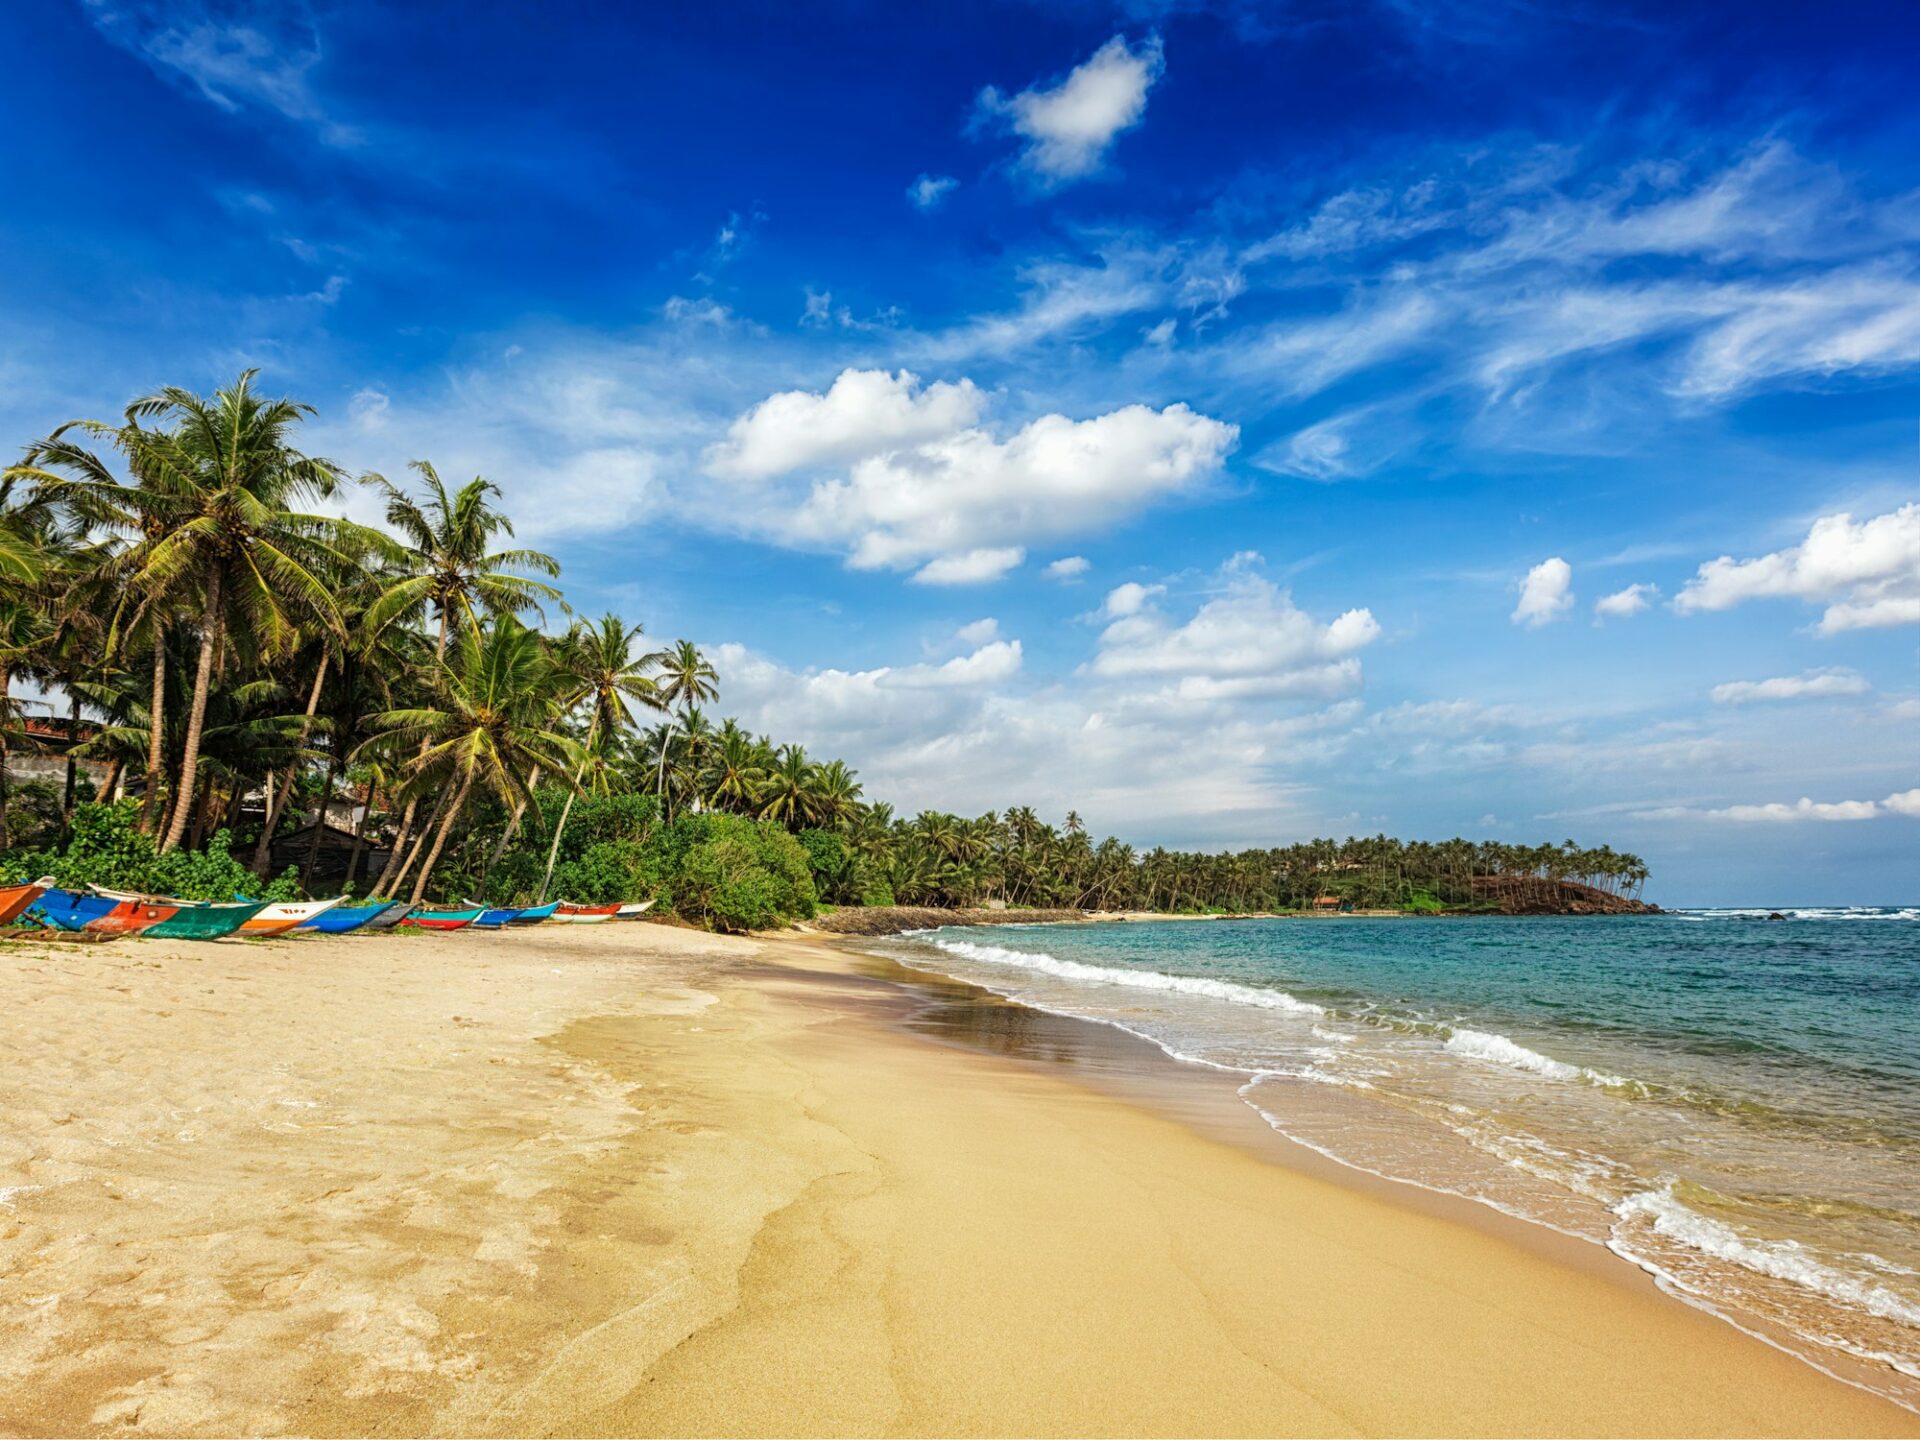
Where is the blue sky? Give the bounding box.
[4,0,1918,903]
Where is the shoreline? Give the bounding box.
[1,922,1912,1435]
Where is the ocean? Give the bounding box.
[874,910,1920,1410]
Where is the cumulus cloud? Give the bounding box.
[1103,581,1164,617]
[787,401,1235,575]
[975,34,1164,184]
[953,618,1000,646]
[1887,788,1920,817]
[1674,503,1920,632]
[1512,557,1574,627]
[908,174,958,211]
[704,368,985,481]
[1594,583,1656,619]
[1089,556,1380,701]
[911,547,1025,586]
[1710,668,1872,704]
[1045,555,1091,580]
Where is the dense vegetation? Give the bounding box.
[0,373,1650,929]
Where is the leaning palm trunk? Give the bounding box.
[139,636,166,834]
[371,796,417,894]
[536,773,584,905]
[389,784,453,898]
[482,764,541,882]
[251,653,328,873]
[161,568,222,854]
[409,773,474,905]
[62,690,82,818]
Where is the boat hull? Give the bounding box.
[506,902,561,925]
[401,907,485,931]
[297,900,404,934]
[143,901,273,940]
[239,897,346,936]
[553,902,621,923]
[31,889,179,935]
[357,902,413,931]
[0,880,51,926]
[472,907,523,928]
[613,901,656,920]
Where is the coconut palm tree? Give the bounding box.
[536,614,666,902]
[361,461,560,888]
[12,371,371,852]
[757,743,819,827]
[358,615,580,905]
[652,639,718,806]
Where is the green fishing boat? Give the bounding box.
[137,898,271,940]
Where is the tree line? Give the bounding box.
[0,372,1650,924]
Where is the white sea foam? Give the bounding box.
[928,938,1325,1014]
[1442,1027,1631,1088]
[1614,1188,1920,1332]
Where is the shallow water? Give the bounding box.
[875,910,1920,1410]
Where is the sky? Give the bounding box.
[3,0,1918,904]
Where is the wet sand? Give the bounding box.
[0,921,1913,1436]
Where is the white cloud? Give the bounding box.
[1512,557,1574,627]
[1103,581,1164,617]
[1045,556,1090,580]
[1710,669,1872,704]
[1886,788,1920,817]
[911,547,1025,586]
[85,0,357,144]
[975,34,1164,184]
[705,368,986,481]
[908,174,958,211]
[789,401,1235,574]
[1089,557,1380,701]
[346,387,390,431]
[1674,503,1920,633]
[954,618,1000,646]
[1594,582,1656,619]
[1641,795,1894,823]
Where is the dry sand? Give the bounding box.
[0,921,1914,1437]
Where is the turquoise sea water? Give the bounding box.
[880,910,1920,1409]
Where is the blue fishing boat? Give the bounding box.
[505,901,561,925]
[295,899,406,934]
[471,906,525,928]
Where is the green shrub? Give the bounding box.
[672,813,816,932]
[3,802,302,902]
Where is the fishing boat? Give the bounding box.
[0,877,54,926]
[506,901,561,925]
[30,887,180,936]
[471,906,525,929]
[88,887,272,941]
[551,902,621,923]
[357,901,414,931]
[400,906,485,931]
[238,896,346,936]
[612,900,657,920]
[296,899,406,935]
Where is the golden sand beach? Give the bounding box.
[1,921,1914,1438]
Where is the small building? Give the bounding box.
[267,820,391,889]
[1311,894,1343,912]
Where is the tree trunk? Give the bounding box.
[303,747,340,887]
[409,773,473,905]
[62,688,82,818]
[389,784,453,898]
[161,568,222,854]
[139,634,166,834]
[344,809,368,892]
[376,609,452,895]
[99,756,124,803]
[251,653,329,874]
[482,764,541,883]
[536,779,581,904]
[372,797,416,895]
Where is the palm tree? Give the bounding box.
[757,744,819,827]
[358,616,580,905]
[536,614,665,902]
[362,461,560,890]
[13,371,367,852]
[652,639,718,809]
[703,721,769,812]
